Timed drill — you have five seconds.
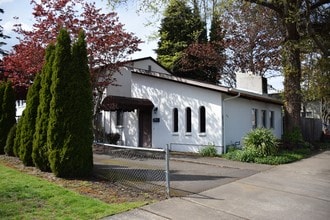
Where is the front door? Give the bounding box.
[138,110,152,147]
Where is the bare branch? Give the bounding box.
[243,0,283,15]
[310,0,330,11]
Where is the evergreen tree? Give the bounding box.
[32,44,55,171]
[65,30,93,176]
[0,81,16,154]
[48,29,93,177]
[176,8,225,84]
[13,112,24,157]
[4,123,16,156]
[0,8,10,56]
[156,0,198,72]
[19,73,41,166]
[192,0,207,43]
[209,11,224,53]
[47,29,73,177]
[0,82,4,124]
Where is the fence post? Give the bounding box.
[165,144,170,198]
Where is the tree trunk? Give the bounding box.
[282,7,302,135]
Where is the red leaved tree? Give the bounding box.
[3,0,142,114]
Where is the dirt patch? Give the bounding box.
[0,155,165,204]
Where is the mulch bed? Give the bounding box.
[0,155,164,204]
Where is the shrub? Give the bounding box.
[107,133,121,144]
[243,128,279,157]
[32,44,55,172]
[13,114,23,157]
[48,30,93,177]
[19,74,41,166]
[226,144,238,153]
[199,144,218,157]
[282,127,305,149]
[4,124,17,156]
[0,81,16,154]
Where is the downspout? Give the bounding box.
[222,91,241,153]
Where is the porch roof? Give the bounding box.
[101,95,154,112]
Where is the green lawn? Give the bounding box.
[0,164,145,220]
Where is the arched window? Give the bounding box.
[186,107,191,133]
[199,106,206,133]
[173,108,178,132]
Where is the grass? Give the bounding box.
[0,164,146,220]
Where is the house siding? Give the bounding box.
[224,96,282,148]
[131,73,223,153]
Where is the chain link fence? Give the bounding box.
[93,143,170,198]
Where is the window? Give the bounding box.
[186,107,192,133]
[305,111,313,118]
[252,108,258,129]
[173,108,178,132]
[261,110,267,128]
[199,106,206,133]
[269,111,275,129]
[116,110,124,126]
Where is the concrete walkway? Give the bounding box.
[106,150,330,220]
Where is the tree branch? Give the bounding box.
[310,0,330,11]
[244,0,283,15]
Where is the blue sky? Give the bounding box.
[0,0,283,91]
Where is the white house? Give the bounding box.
[99,57,283,154]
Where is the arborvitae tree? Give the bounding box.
[64,30,93,177]
[19,73,41,166]
[13,112,24,157]
[0,81,16,154]
[48,29,93,177]
[47,29,73,177]
[32,44,55,172]
[0,82,4,125]
[156,0,198,72]
[4,123,16,156]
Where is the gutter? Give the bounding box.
[222,91,241,153]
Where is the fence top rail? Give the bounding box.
[169,143,223,148]
[96,142,166,153]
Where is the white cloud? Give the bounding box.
[2,20,32,34]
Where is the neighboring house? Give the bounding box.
[99,57,283,154]
[301,99,329,141]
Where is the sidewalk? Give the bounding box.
[105,150,330,220]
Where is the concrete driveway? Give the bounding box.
[105,150,330,220]
[168,155,273,196]
[93,152,273,197]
